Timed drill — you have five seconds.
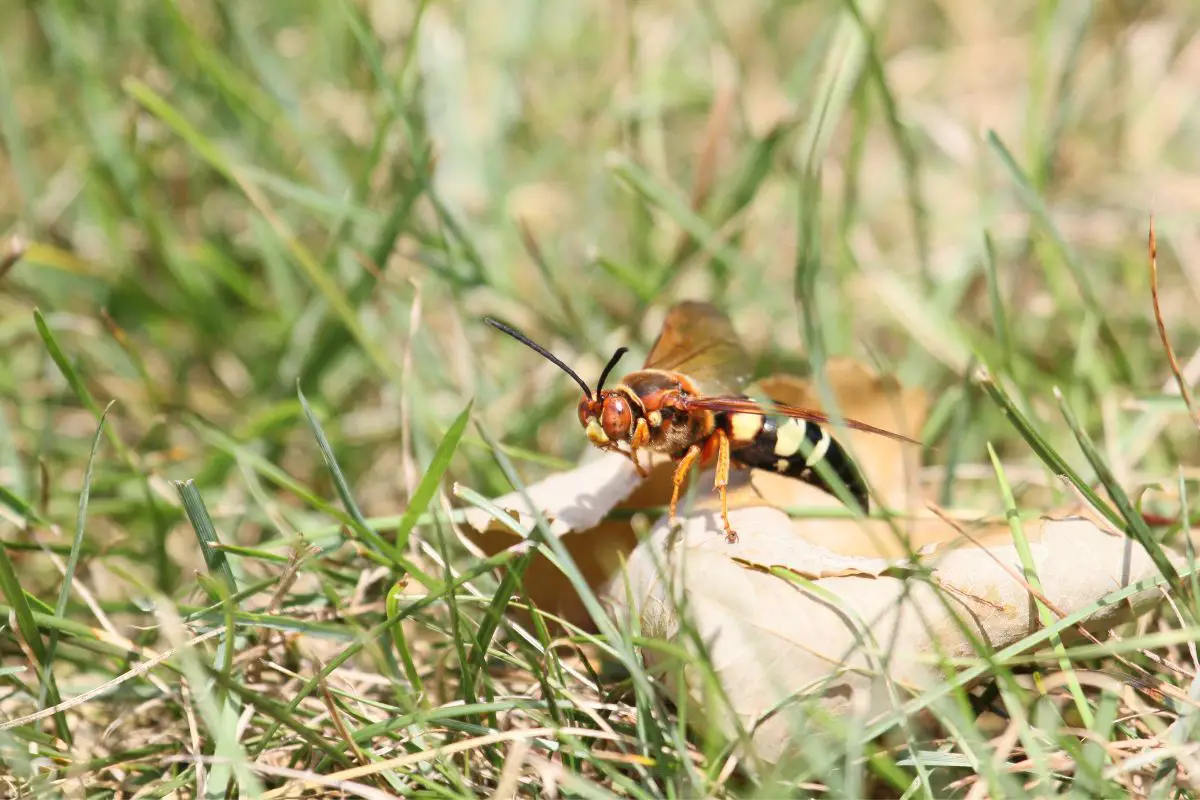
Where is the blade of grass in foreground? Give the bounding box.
[38,401,114,741]
[174,480,238,597]
[158,604,265,798]
[975,366,1124,530]
[0,484,46,527]
[385,581,424,701]
[1053,387,1187,611]
[988,443,1093,729]
[174,479,239,709]
[472,423,698,790]
[298,385,406,569]
[392,399,473,552]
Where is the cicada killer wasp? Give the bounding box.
[486,302,918,543]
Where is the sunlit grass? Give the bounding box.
[2,0,1200,796]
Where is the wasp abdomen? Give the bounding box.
[721,412,869,511]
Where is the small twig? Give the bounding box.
[1149,216,1200,432]
[319,665,371,769]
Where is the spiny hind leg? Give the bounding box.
[668,443,702,527]
[713,429,737,543]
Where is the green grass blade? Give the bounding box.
[0,485,46,527]
[174,479,238,597]
[394,399,473,552]
[987,131,1133,382]
[297,385,406,568]
[38,401,114,733]
[975,367,1124,529]
[0,519,68,743]
[988,442,1093,729]
[384,581,425,701]
[33,308,173,589]
[1052,387,1187,609]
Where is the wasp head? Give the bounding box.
[577,389,636,446]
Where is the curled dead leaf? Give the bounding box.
[602,507,1181,766]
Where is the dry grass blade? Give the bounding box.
[165,756,401,800]
[0,628,224,730]
[1149,215,1200,432]
[260,726,629,799]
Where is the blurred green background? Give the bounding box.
[5,0,1200,628]
[5,0,1200,589]
[3,0,1200,792]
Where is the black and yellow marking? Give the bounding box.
[719,411,869,511]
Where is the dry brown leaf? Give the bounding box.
[602,505,1180,766]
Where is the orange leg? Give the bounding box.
[668,444,702,527]
[628,418,651,477]
[713,429,737,543]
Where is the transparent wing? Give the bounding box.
[643,301,752,394]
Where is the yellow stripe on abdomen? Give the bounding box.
[773,418,808,457]
[728,412,764,445]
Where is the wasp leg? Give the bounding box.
[713,429,737,543]
[628,417,651,477]
[602,444,648,478]
[668,443,702,527]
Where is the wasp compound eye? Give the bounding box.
[601,395,634,442]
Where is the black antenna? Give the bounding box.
[485,317,594,399]
[596,347,628,393]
